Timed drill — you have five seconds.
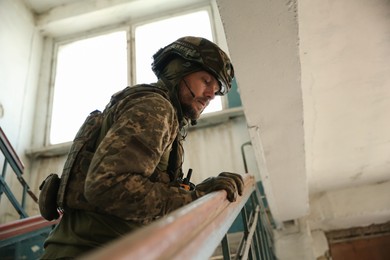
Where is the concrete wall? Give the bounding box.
[217,0,308,224]
[183,116,256,184]
[299,0,390,258]
[217,0,390,259]
[0,0,43,223]
[300,0,390,193]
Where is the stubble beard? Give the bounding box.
[178,82,205,121]
[181,101,202,121]
[179,90,203,120]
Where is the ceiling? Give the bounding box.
[22,0,390,223]
[27,0,207,37]
[24,0,79,14]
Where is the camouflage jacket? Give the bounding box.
[64,84,194,225]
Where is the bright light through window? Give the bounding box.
[50,31,127,144]
[135,10,223,114]
[50,10,223,144]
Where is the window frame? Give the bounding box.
[41,4,240,147]
[46,26,131,146]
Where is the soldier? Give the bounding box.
[40,36,244,259]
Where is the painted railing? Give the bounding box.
[0,215,60,246]
[0,127,38,219]
[0,175,275,260]
[0,215,60,259]
[82,174,276,260]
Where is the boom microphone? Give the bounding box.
[183,79,198,126]
[183,79,196,98]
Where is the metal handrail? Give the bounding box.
[0,127,24,173]
[0,127,38,219]
[83,174,256,260]
[0,215,60,242]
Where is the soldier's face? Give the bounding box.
[178,71,220,120]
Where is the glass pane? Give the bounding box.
[227,78,242,108]
[135,10,222,114]
[50,31,127,144]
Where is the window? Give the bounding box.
[50,31,127,144]
[49,9,241,145]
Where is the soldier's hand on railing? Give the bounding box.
[194,172,244,202]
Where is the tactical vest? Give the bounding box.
[56,84,183,212]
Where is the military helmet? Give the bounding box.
[152,36,234,95]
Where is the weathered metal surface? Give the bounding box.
[83,174,255,260]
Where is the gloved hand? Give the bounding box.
[194,172,244,202]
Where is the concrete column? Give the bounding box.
[216,0,308,223]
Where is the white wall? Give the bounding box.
[184,116,257,184]
[299,0,390,257]
[216,0,390,259]
[216,0,308,224]
[300,0,390,193]
[0,0,43,223]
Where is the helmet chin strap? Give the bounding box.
[182,79,199,126]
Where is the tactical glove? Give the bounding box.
[195,172,244,202]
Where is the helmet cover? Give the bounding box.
[152,36,234,95]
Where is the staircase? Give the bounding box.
[0,127,38,218]
[0,127,58,259]
[0,215,60,259]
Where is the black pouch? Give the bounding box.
[38,173,61,221]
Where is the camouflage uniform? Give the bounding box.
[41,82,193,258]
[84,83,194,222]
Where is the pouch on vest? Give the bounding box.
[38,173,61,221]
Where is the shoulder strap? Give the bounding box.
[97,84,171,145]
[106,84,170,110]
[57,109,103,208]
